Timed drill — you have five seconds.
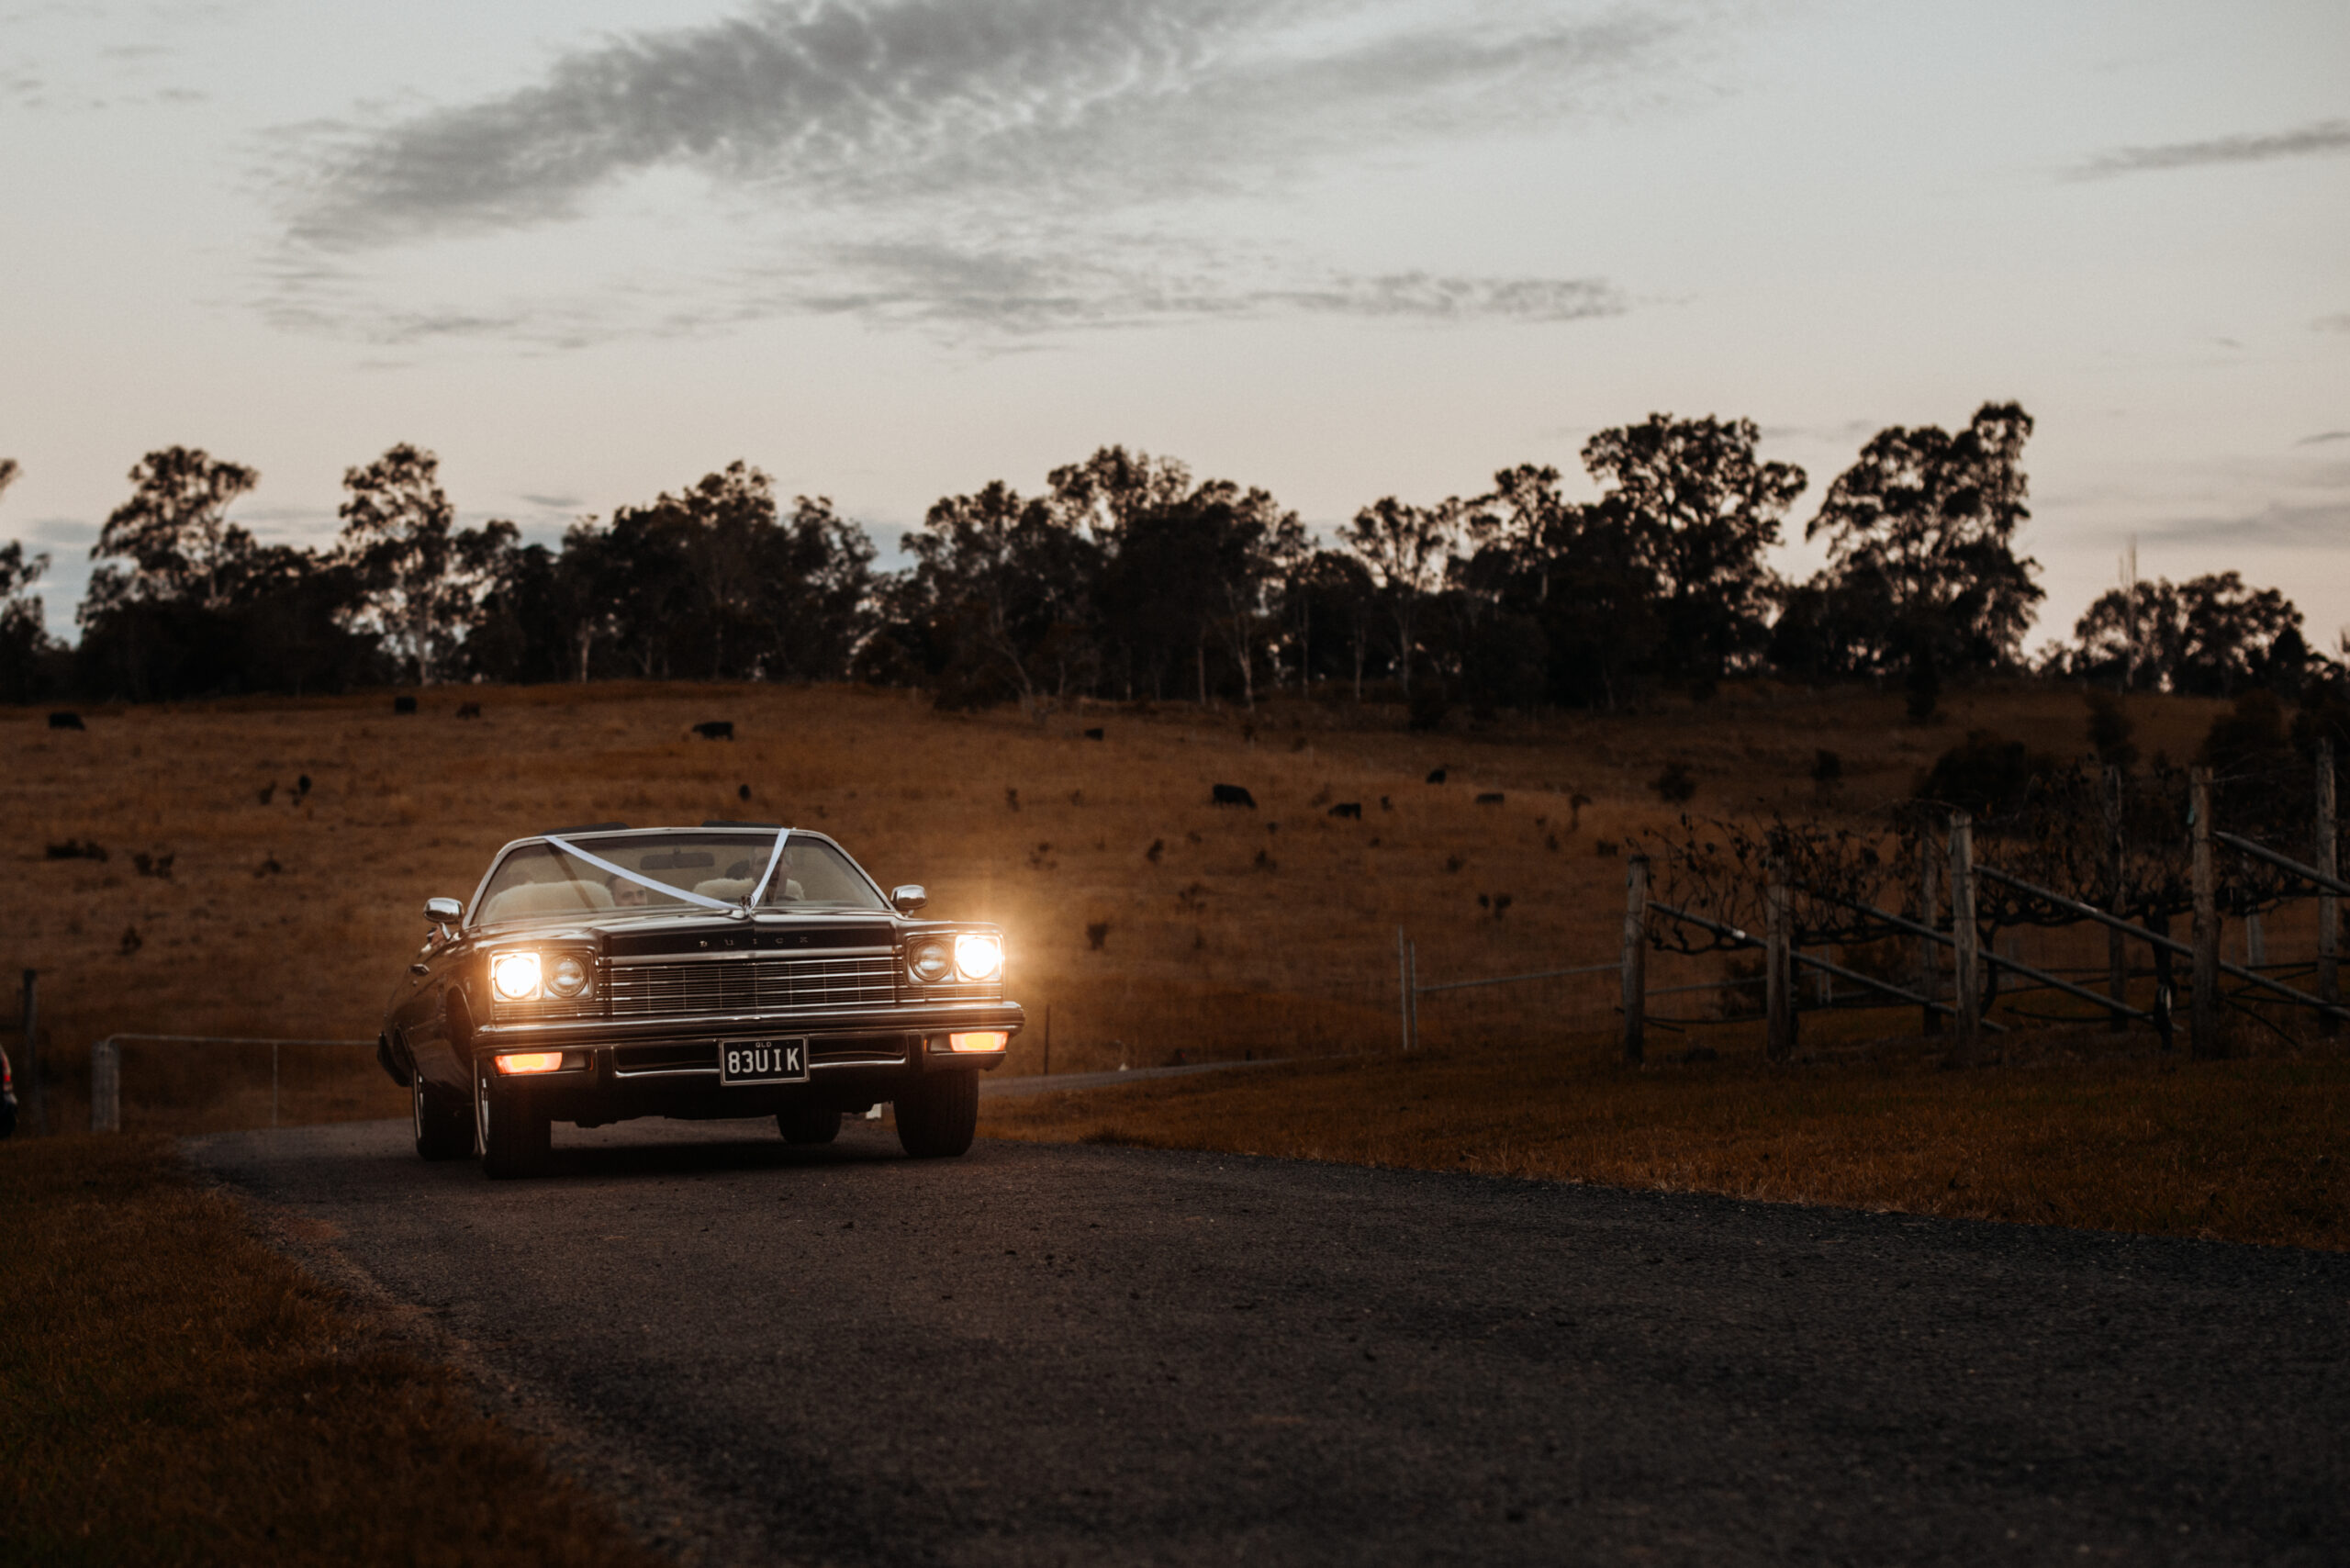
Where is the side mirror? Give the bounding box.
[890,884,928,914]
[424,896,464,934]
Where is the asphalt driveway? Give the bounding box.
[186,1118,2349,1566]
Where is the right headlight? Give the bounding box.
[953,933,1002,981]
[908,939,953,984]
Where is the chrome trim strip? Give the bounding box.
[605,946,892,967]
[478,1001,1024,1042]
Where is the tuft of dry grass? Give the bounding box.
[982,1023,2350,1251]
[0,1133,663,1568]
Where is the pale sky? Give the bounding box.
[3,0,2344,653]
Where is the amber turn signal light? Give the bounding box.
[494,1052,566,1075]
[946,1031,1007,1053]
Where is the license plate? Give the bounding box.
[720,1038,809,1085]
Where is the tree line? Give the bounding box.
[0,405,2338,717]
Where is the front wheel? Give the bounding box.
[476,1069,550,1179]
[413,1069,472,1160]
[895,1070,979,1159]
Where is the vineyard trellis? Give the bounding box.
[1622,741,2344,1062]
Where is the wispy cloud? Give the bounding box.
[2138,500,2350,548]
[2297,431,2350,448]
[2076,118,2350,178]
[265,0,1686,341]
[2316,314,2350,334]
[286,0,1674,245]
[262,236,1627,347]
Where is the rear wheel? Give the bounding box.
[412,1069,472,1160]
[778,1103,843,1145]
[476,1068,550,1179]
[895,1070,979,1159]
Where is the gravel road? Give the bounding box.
[187,1117,2347,1567]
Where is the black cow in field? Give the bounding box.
[693,721,735,741]
[455,701,482,720]
[1211,783,1257,809]
[1475,791,1505,805]
[1327,801,1362,819]
[47,711,84,730]
[393,695,418,714]
[1084,728,1105,741]
[1426,767,1447,784]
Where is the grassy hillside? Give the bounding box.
[0,677,2282,1126]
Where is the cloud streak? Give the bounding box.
[2077,118,2350,178]
[287,0,1672,245]
[265,0,1677,340]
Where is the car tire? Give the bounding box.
[778,1103,843,1145]
[895,1070,979,1159]
[412,1070,473,1160]
[476,1069,551,1179]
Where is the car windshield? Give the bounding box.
[472,831,887,924]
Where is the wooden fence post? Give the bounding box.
[1764,856,1795,1062]
[2190,766,2223,1059]
[1042,1004,1051,1077]
[1396,928,1412,1054]
[89,1037,118,1133]
[2105,766,2130,1032]
[19,970,39,1137]
[2320,739,2339,1037]
[1949,812,1980,1063]
[1918,831,1942,1035]
[1621,855,1649,1064]
[1407,938,1419,1053]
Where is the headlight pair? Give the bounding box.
[491,949,591,1002]
[907,933,1002,984]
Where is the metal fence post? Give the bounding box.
[89,1037,119,1133]
[2105,766,2130,1031]
[2320,739,2339,1037]
[1764,857,1794,1062]
[2190,767,2222,1059]
[1621,855,1648,1064]
[1949,812,1980,1063]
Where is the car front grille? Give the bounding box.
[605,953,899,1018]
[901,978,1003,1005]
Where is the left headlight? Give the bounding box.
[953,933,1002,981]
[491,951,543,1001]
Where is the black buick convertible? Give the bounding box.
[376,823,1023,1177]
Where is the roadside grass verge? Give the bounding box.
[0,1134,661,1568]
[979,1024,2350,1251]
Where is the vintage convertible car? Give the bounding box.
[376,822,1022,1177]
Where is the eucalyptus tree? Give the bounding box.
[337,442,516,685]
[1343,494,1468,696]
[1800,402,2041,678]
[89,445,262,611]
[1580,414,1806,687]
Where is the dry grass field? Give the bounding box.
[0,1133,663,1568]
[5,678,2342,1246]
